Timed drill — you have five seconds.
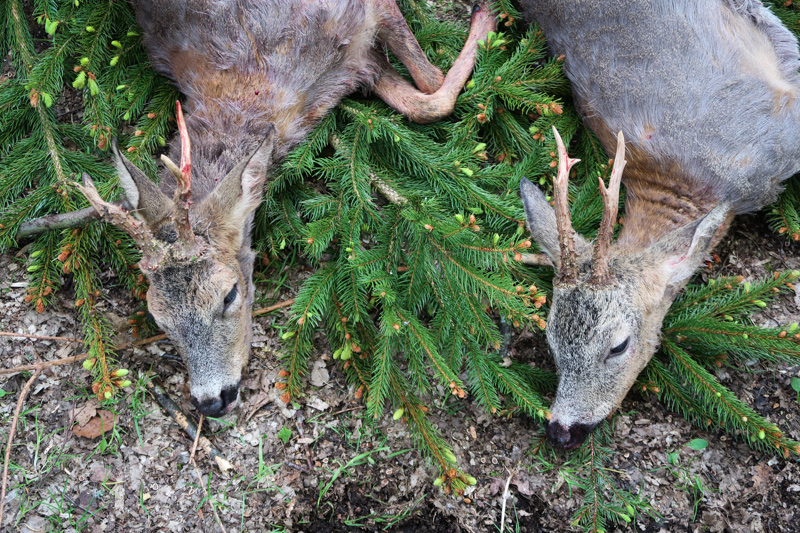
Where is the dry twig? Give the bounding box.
[499,465,518,533]
[252,298,294,317]
[146,379,233,472]
[0,368,43,527]
[189,415,228,533]
[0,331,82,343]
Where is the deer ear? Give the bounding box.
[521,178,561,266]
[196,128,275,247]
[653,202,730,286]
[111,139,173,225]
[520,178,589,268]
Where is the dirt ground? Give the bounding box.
[0,211,798,533]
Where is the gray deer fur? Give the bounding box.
[520,0,800,448]
[80,0,496,417]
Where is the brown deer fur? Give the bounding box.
[80,0,496,417]
[520,0,800,449]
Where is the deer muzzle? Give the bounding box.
[191,379,241,417]
[545,419,599,450]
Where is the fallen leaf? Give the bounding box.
[89,463,108,483]
[242,390,271,423]
[73,410,119,439]
[309,360,329,387]
[73,401,98,427]
[307,396,329,411]
[512,473,535,496]
[752,462,772,493]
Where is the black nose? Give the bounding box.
[192,384,240,417]
[545,420,598,450]
[194,396,224,417]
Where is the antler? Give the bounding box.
[76,173,165,271]
[551,126,581,284]
[589,131,626,286]
[170,100,194,243]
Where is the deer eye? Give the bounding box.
[609,337,630,357]
[223,284,238,310]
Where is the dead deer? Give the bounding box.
[77,1,496,417]
[519,0,800,448]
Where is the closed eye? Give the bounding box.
[609,337,630,357]
[223,284,238,311]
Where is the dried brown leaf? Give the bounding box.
[73,410,119,439]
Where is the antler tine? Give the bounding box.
[176,100,192,193]
[172,101,194,243]
[76,173,164,271]
[551,126,581,284]
[160,154,182,182]
[589,131,627,286]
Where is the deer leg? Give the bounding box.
[373,1,496,124]
[375,0,445,93]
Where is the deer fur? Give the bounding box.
[80,0,496,417]
[519,0,800,448]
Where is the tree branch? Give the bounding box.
[14,205,115,240]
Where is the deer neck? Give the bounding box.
[616,158,721,250]
[171,92,324,203]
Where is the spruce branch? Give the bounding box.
[661,339,800,457]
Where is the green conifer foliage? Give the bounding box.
[2,0,799,503]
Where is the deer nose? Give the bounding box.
[545,420,573,447]
[192,383,240,417]
[545,420,598,450]
[194,396,224,417]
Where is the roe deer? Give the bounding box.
[77,0,496,417]
[518,0,800,448]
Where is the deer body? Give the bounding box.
[519,0,800,448]
[79,0,496,416]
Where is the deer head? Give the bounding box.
[521,127,729,449]
[78,102,275,417]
